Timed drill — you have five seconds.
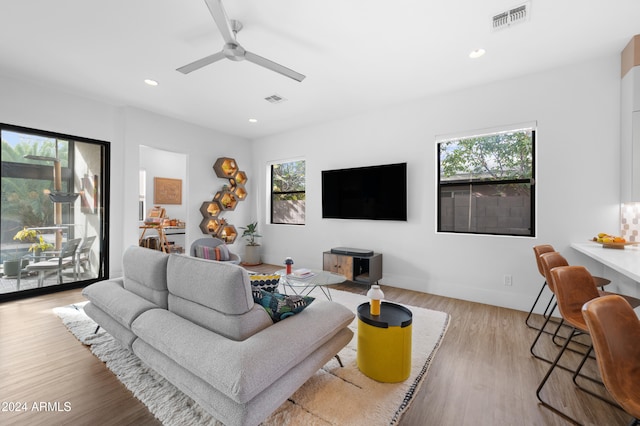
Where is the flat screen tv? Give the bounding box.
[322,162,407,221]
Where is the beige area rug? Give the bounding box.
[55,289,450,425]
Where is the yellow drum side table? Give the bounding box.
[357,302,412,382]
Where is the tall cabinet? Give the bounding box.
[621,34,640,203]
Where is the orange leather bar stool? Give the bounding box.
[530,251,579,361]
[530,250,639,355]
[582,295,640,426]
[528,245,612,332]
[531,252,639,361]
[536,266,616,423]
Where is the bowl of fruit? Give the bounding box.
[591,233,637,249]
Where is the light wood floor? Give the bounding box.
[0,264,632,426]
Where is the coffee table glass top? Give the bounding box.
[275,269,346,300]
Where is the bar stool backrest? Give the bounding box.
[549,265,599,332]
[582,295,640,420]
[538,251,569,294]
[533,244,555,277]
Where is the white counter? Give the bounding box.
[571,242,640,283]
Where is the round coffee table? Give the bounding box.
[275,269,346,300]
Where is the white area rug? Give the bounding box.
[55,289,449,425]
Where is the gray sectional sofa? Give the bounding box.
[82,246,354,426]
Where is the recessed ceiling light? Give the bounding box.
[248,118,258,123]
[144,79,159,86]
[469,48,486,59]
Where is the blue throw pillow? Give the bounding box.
[252,289,314,322]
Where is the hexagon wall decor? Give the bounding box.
[200,157,247,243]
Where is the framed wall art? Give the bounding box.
[154,177,182,205]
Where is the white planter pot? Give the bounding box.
[243,245,262,265]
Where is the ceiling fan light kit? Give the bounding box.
[177,0,305,82]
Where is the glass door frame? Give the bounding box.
[1,123,110,301]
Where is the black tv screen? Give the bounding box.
[322,163,407,221]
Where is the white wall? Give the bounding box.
[251,55,624,312]
[0,74,125,275]
[139,145,187,221]
[0,74,252,277]
[1,54,628,311]
[120,107,252,270]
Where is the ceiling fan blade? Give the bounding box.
[204,0,236,45]
[177,51,226,74]
[245,51,306,82]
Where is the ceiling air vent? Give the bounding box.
[492,2,530,31]
[264,94,287,104]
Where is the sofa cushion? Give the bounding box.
[166,255,272,340]
[84,302,139,349]
[194,244,230,261]
[122,245,170,308]
[249,274,280,293]
[82,279,158,328]
[132,300,355,405]
[168,293,272,341]
[167,254,253,315]
[252,289,314,322]
[132,325,354,426]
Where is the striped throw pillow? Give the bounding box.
[195,244,230,261]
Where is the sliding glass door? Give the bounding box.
[1,123,110,300]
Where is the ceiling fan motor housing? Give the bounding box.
[223,43,246,61]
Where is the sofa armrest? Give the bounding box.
[132,300,354,404]
[82,276,124,291]
[83,278,158,328]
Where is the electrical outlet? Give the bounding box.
[504,275,512,286]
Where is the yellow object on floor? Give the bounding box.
[357,302,412,382]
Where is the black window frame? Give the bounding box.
[437,128,536,237]
[270,160,306,225]
[1,122,110,301]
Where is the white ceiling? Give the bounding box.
[1,1,639,139]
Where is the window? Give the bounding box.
[437,125,535,237]
[1,123,110,300]
[271,159,305,225]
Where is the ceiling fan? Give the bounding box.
[177,0,305,82]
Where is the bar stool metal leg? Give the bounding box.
[525,279,552,329]
[571,345,619,408]
[536,327,582,425]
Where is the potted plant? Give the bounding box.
[240,222,262,265]
[14,227,37,243]
[29,235,54,259]
[3,227,37,276]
